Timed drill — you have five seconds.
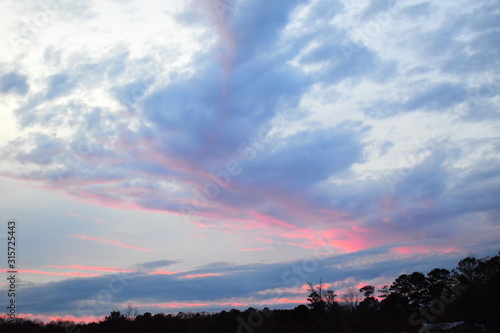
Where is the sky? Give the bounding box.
[0,0,499,323]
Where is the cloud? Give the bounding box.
[70,234,153,252]
[239,248,270,252]
[399,2,432,20]
[148,270,181,275]
[137,260,179,271]
[361,0,398,19]
[46,265,134,273]
[403,1,500,76]
[0,71,29,95]
[404,83,468,111]
[45,73,77,100]
[14,134,65,165]
[0,268,100,277]
[231,0,306,63]
[242,121,368,189]
[182,273,223,279]
[3,247,482,317]
[0,0,499,319]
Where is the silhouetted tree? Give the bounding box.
[307,281,327,313]
[355,285,380,333]
[426,267,452,305]
[341,286,360,311]
[389,271,429,309]
[358,285,379,309]
[124,303,138,320]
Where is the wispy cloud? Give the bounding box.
[182,273,223,279]
[70,234,153,252]
[0,268,100,277]
[137,260,179,270]
[46,265,134,273]
[148,270,181,275]
[239,247,272,252]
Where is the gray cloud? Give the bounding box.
[6,247,483,316]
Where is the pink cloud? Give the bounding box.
[148,270,181,275]
[17,313,101,324]
[249,212,296,229]
[260,297,305,306]
[182,273,222,279]
[189,232,207,238]
[281,228,316,240]
[199,0,237,96]
[136,301,211,309]
[70,234,153,252]
[239,247,272,252]
[0,268,100,277]
[255,236,283,245]
[390,245,457,256]
[273,226,371,254]
[257,286,308,295]
[216,302,249,307]
[46,265,133,273]
[56,188,125,209]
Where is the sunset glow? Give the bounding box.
[0,0,498,322]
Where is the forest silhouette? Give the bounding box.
[1,251,498,333]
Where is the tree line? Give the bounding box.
[1,251,498,332]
